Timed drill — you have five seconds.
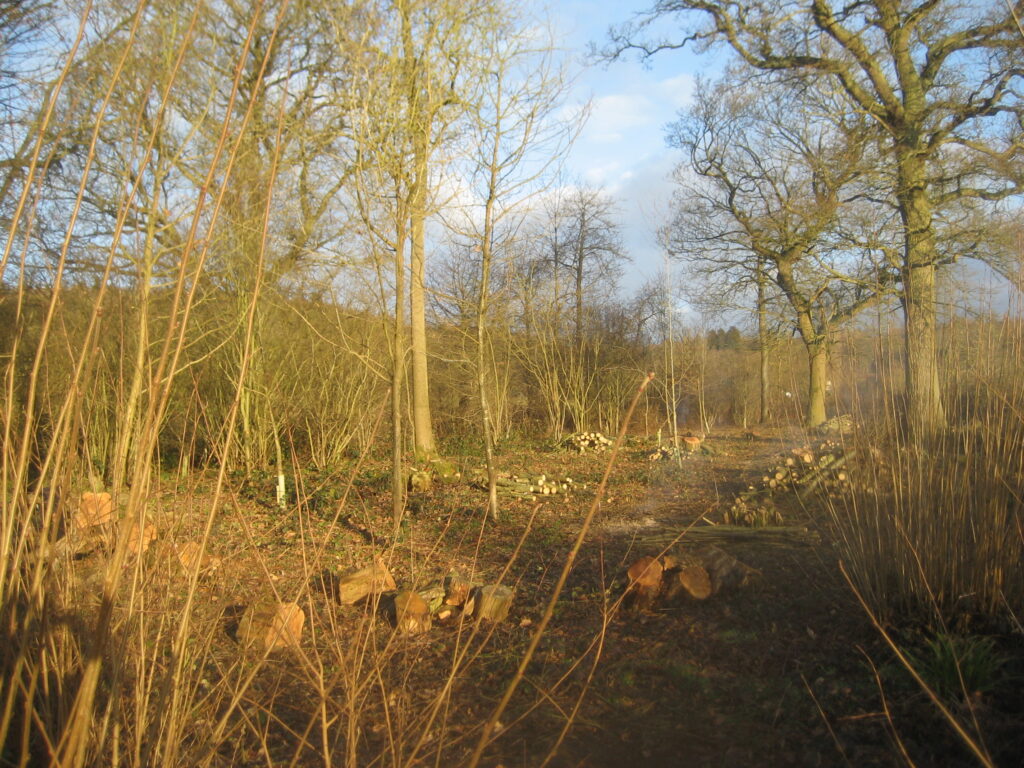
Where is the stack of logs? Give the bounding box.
[559,432,613,453]
[624,545,759,612]
[723,441,852,526]
[326,560,515,635]
[472,472,581,502]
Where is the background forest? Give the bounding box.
[1,0,1022,766]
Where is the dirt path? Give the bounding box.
[535,433,893,767]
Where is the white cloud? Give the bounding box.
[656,73,696,110]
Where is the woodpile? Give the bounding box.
[623,545,759,612]
[558,431,613,453]
[471,471,581,502]
[647,446,676,461]
[723,441,852,526]
[325,563,516,631]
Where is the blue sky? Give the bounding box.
[548,0,723,292]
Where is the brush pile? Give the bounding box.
[558,431,613,453]
[471,471,581,501]
[723,440,852,526]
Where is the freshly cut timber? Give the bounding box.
[238,602,305,651]
[393,590,432,635]
[75,492,113,530]
[174,541,222,574]
[682,435,702,452]
[474,585,514,622]
[558,432,613,453]
[664,565,712,601]
[444,572,474,606]
[625,556,663,612]
[126,520,157,555]
[696,545,761,593]
[335,558,396,604]
[472,471,579,501]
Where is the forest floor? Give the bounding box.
[71,427,1024,767]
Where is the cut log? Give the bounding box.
[682,436,702,452]
[474,585,514,622]
[75,492,113,530]
[444,572,474,607]
[625,556,663,612]
[335,558,396,605]
[664,565,712,601]
[238,602,305,651]
[175,541,221,574]
[394,590,432,634]
[126,520,157,555]
[416,583,445,613]
[696,546,761,593]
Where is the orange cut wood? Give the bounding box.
[335,558,396,604]
[625,556,663,611]
[674,565,712,600]
[126,520,157,554]
[394,590,431,634]
[682,436,702,452]
[475,585,514,622]
[75,492,113,529]
[238,602,305,651]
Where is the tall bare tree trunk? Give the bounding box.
[776,259,829,428]
[392,216,407,529]
[756,261,771,424]
[409,134,436,458]
[898,151,945,434]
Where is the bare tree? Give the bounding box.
[665,74,889,427]
[610,0,1024,433]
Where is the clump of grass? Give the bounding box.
[906,633,1007,704]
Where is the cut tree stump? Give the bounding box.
[682,436,702,452]
[625,556,663,612]
[394,590,432,634]
[474,585,513,622]
[75,492,113,530]
[238,602,305,651]
[335,558,396,604]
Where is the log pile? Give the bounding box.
[647,446,677,461]
[623,545,759,612]
[471,471,581,502]
[723,441,852,526]
[326,562,516,630]
[558,431,613,453]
